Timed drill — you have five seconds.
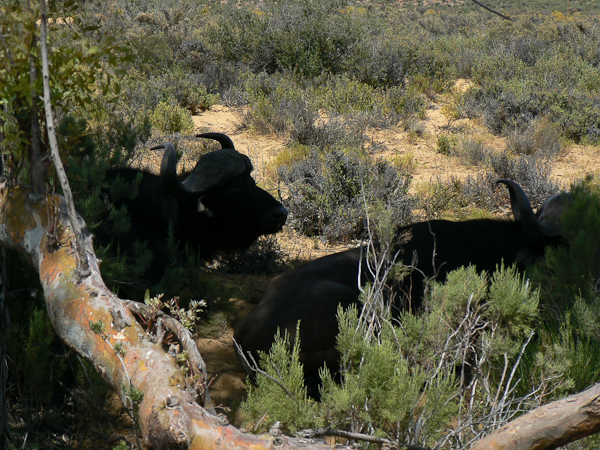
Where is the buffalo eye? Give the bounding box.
[222,188,246,203]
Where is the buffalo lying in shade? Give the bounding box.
[234,179,569,395]
[94,132,287,285]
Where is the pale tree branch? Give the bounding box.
[29,51,45,197]
[0,185,346,449]
[299,428,430,450]
[39,0,90,278]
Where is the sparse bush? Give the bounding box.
[150,101,195,134]
[462,153,560,210]
[436,135,492,166]
[415,178,466,219]
[386,85,429,120]
[312,74,381,114]
[278,149,414,242]
[455,138,493,166]
[290,112,366,150]
[201,0,371,79]
[463,16,600,143]
[240,327,323,434]
[505,117,563,159]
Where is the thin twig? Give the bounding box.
[232,338,297,400]
[470,0,512,21]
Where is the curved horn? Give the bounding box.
[156,143,185,197]
[196,132,252,172]
[197,132,235,150]
[180,133,253,194]
[497,179,562,237]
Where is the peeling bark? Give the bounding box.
[470,383,600,450]
[0,185,340,449]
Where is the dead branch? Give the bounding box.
[470,383,600,450]
[122,299,207,377]
[300,428,430,450]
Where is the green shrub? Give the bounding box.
[241,262,546,447]
[463,15,600,143]
[202,0,371,79]
[240,327,323,434]
[312,74,381,114]
[457,138,493,166]
[386,85,428,120]
[436,133,458,155]
[322,306,458,445]
[533,177,600,316]
[150,100,195,134]
[414,178,466,220]
[8,309,65,406]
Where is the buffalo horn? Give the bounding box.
[155,143,183,196]
[181,133,252,193]
[157,134,253,197]
[497,179,562,237]
[197,132,235,149]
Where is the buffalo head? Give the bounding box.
[97,132,287,286]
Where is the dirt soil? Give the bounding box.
[191,82,600,425]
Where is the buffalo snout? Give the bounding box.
[267,205,288,232]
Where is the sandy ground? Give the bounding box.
[190,85,600,424]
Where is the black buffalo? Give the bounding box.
[94,132,287,283]
[234,180,567,394]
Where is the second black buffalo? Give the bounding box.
[234,179,569,394]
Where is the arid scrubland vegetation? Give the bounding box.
[2,0,600,448]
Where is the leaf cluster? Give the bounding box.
[0,1,132,182]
